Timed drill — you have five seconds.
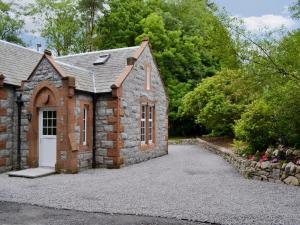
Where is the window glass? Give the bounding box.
[83,106,88,145]
[146,65,151,90]
[42,110,57,135]
[141,105,146,144]
[149,106,153,144]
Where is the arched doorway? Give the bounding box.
[27,82,60,168]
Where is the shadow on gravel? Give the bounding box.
[0,201,218,225]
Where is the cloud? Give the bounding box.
[242,14,295,32]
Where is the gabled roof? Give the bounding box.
[0,39,148,93]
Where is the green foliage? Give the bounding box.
[0,0,24,45]
[181,70,245,136]
[290,0,300,19]
[234,80,300,153]
[264,81,300,147]
[234,100,276,153]
[232,140,250,157]
[78,0,104,51]
[97,0,151,48]
[29,0,85,55]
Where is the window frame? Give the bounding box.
[141,104,147,145]
[144,62,152,91]
[41,110,57,136]
[140,101,156,148]
[148,105,154,144]
[82,105,88,146]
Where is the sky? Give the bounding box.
[213,0,298,32]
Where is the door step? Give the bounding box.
[8,167,56,179]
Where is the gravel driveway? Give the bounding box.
[0,145,299,225]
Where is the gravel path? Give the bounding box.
[0,145,299,225]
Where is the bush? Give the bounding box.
[232,139,251,156]
[234,81,300,153]
[234,100,276,153]
[180,70,245,136]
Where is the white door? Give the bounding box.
[39,109,57,167]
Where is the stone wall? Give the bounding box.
[120,45,168,165]
[0,86,17,172]
[168,139,199,145]
[197,138,300,186]
[95,94,115,167]
[75,92,93,170]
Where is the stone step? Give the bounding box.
[8,167,56,179]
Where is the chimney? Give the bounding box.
[36,43,42,52]
[127,57,137,65]
[44,49,52,56]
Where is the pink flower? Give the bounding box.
[260,155,268,162]
[296,159,300,165]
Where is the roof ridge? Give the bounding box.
[56,46,140,59]
[0,39,42,55]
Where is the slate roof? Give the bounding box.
[56,46,139,93]
[0,40,43,86]
[0,40,140,93]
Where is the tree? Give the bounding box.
[97,0,151,49]
[0,0,24,45]
[290,0,300,19]
[180,70,246,136]
[78,0,104,51]
[29,0,85,56]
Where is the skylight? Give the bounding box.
[93,54,110,65]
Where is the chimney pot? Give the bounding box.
[127,57,137,65]
[44,49,52,56]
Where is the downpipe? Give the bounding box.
[16,93,23,170]
[92,93,97,168]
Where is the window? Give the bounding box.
[145,63,151,90]
[148,106,154,144]
[93,54,110,65]
[140,104,155,146]
[82,106,88,145]
[141,105,146,144]
[42,110,57,136]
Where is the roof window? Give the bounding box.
[93,54,110,65]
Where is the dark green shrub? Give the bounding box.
[234,100,277,153]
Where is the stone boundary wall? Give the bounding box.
[168,139,199,145]
[169,138,300,186]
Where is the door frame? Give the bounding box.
[38,107,57,167]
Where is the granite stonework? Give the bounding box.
[20,58,63,169]
[120,46,168,165]
[0,86,17,172]
[95,94,115,167]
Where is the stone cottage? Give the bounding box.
[0,38,168,173]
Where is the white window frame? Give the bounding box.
[141,105,146,144]
[83,106,88,145]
